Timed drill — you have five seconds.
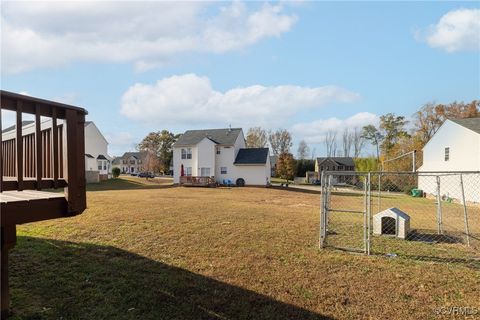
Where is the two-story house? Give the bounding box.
[314,157,355,184]
[84,121,111,180]
[173,128,271,186]
[112,152,147,174]
[418,118,480,202]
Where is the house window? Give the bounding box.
[181,148,192,159]
[200,168,211,176]
[216,148,221,155]
[220,167,227,174]
[185,167,192,176]
[444,147,450,161]
[130,160,135,164]
[98,165,102,170]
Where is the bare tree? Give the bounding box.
[352,127,365,158]
[269,129,293,156]
[341,129,354,157]
[246,127,268,148]
[324,130,337,157]
[143,151,160,177]
[297,140,310,159]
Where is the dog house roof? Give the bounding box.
[374,207,410,220]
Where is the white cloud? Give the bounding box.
[120,73,360,128]
[418,8,480,52]
[291,112,379,144]
[105,131,137,156]
[1,2,297,74]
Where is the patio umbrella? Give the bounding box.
[180,164,184,176]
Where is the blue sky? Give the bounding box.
[1,1,479,156]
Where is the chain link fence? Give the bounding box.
[320,171,480,265]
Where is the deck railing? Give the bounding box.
[0,90,87,214]
[180,176,216,186]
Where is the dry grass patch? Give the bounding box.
[9,177,480,319]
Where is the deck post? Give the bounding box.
[1,225,16,318]
[65,110,86,215]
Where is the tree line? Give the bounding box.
[360,100,479,172]
[133,99,478,178]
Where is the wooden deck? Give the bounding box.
[1,191,68,225]
[1,90,88,318]
[180,176,217,187]
[0,190,64,203]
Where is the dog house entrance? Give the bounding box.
[381,217,396,235]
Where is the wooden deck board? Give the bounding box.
[0,190,64,203]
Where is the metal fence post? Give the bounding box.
[377,173,381,214]
[459,174,471,247]
[367,172,372,255]
[435,175,443,234]
[363,173,368,254]
[319,171,325,249]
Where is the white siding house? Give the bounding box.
[173,128,271,186]
[418,118,480,202]
[111,152,146,174]
[84,121,111,180]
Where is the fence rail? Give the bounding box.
[320,171,480,265]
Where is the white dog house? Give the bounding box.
[373,207,410,239]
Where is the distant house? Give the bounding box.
[112,152,147,174]
[173,128,271,186]
[84,121,111,181]
[314,157,355,183]
[2,119,111,182]
[418,118,480,202]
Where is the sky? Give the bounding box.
[1,1,479,156]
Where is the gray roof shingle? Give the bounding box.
[234,148,269,165]
[174,128,242,147]
[450,117,480,134]
[2,120,35,134]
[316,157,355,167]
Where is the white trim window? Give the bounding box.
[185,167,192,176]
[181,148,192,159]
[200,168,211,176]
[220,167,227,174]
[444,147,450,161]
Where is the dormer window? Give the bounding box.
[444,147,450,161]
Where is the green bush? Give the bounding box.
[112,167,121,178]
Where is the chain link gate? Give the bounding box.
[320,171,480,264]
[320,172,371,254]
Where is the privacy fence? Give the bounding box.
[319,171,480,265]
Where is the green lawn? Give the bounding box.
[8,177,480,319]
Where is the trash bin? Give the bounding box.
[411,189,423,197]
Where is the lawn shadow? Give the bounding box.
[9,236,332,320]
[406,229,464,244]
[86,177,174,192]
[269,186,321,195]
